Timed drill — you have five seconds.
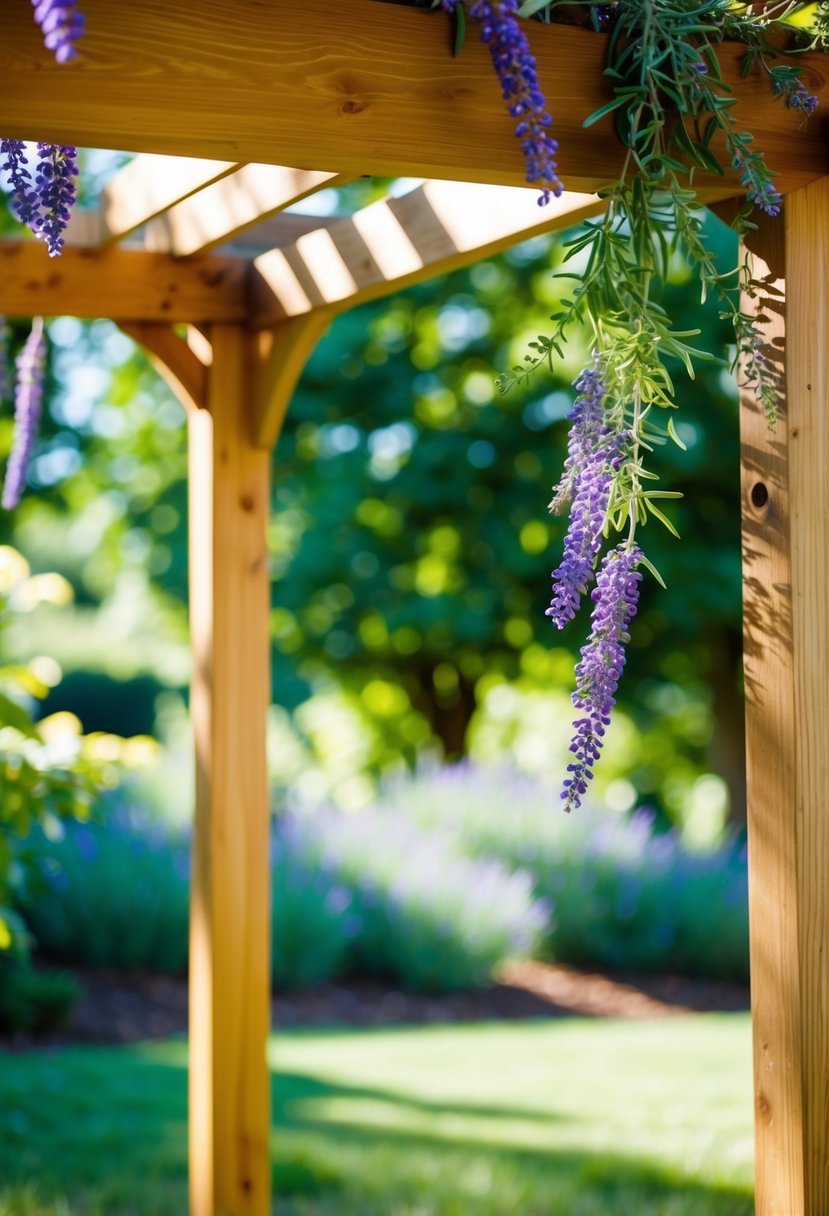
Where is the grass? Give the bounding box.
[0,1015,754,1215]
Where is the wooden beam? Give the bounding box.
[1,0,826,195]
[189,324,271,1216]
[740,176,829,1214]
[99,155,241,242]
[143,165,352,256]
[118,323,210,414]
[249,182,604,325]
[251,311,334,449]
[0,240,247,323]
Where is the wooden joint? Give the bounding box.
[119,322,211,415]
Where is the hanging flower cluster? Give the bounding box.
[440,0,562,202]
[0,2,82,256]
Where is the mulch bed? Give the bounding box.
[3,960,750,1050]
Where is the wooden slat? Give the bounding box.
[189,324,271,1216]
[142,165,352,256]
[1,0,826,195]
[741,176,829,1214]
[249,181,605,325]
[99,155,241,242]
[0,240,246,323]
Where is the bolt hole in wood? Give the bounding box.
[751,482,769,509]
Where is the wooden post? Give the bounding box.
[188,324,272,1216]
[741,176,829,1214]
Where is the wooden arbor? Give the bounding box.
[1,2,829,1213]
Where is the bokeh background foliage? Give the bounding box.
[1,181,743,832]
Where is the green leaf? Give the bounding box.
[667,416,687,450]
[452,3,466,56]
[0,693,41,740]
[636,553,667,589]
[644,498,681,538]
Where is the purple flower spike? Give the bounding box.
[32,0,85,64]
[772,76,819,118]
[445,0,563,202]
[562,544,642,812]
[34,144,78,256]
[546,367,624,628]
[3,318,47,510]
[0,140,41,231]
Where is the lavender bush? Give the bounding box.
[282,808,548,991]
[272,817,357,989]
[22,804,190,973]
[393,763,749,981]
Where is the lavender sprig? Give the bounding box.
[3,318,47,510]
[0,140,42,231]
[32,0,85,64]
[562,544,642,813]
[546,367,624,628]
[34,143,79,256]
[442,0,562,202]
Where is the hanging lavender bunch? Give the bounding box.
[441,0,562,202]
[0,141,78,256]
[562,544,642,813]
[34,143,79,256]
[546,365,624,627]
[0,319,10,404]
[3,318,47,510]
[32,0,85,64]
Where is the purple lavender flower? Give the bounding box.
[562,543,642,812]
[0,318,10,403]
[32,0,85,64]
[772,76,819,117]
[2,317,46,510]
[442,0,562,202]
[0,140,41,231]
[546,368,624,627]
[34,143,78,256]
[731,149,782,217]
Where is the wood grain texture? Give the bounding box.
[0,240,247,323]
[1,0,826,194]
[143,165,351,256]
[248,181,604,325]
[188,326,271,1216]
[741,175,829,1215]
[118,323,210,414]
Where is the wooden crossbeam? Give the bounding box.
[248,181,604,326]
[142,166,352,256]
[0,240,247,323]
[1,0,826,196]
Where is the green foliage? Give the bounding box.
[0,958,78,1036]
[0,545,109,953]
[21,808,189,974]
[272,845,355,990]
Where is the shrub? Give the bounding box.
[21,804,190,973]
[0,958,79,1035]
[390,762,749,982]
[292,809,549,991]
[272,818,357,989]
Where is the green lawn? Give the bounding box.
[0,1015,754,1216]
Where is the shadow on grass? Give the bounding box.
[0,1032,754,1216]
[274,1068,754,1216]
